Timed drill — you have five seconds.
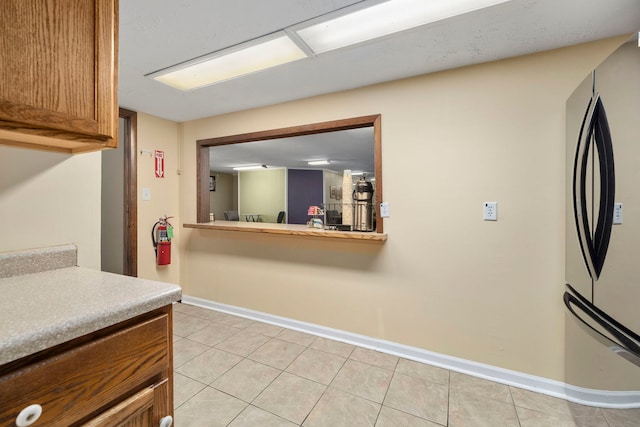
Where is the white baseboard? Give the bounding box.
[180,294,640,408]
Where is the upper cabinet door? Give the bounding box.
[0,0,118,153]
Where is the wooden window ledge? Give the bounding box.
[183,221,387,243]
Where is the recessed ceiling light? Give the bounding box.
[308,160,330,165]
[148,33,307,90]
[296,0,509,53]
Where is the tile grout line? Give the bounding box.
[375,368,397,426]
[508,385,523,427]
[281,334,327,426]
[376,356,401,424]
[299,341,355,425]
[248,333,322,426]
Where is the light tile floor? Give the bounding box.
[172,303,640,427]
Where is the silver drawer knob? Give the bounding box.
[16,404,42,427]
[159,415,173,427]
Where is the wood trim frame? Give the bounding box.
[196,114,383,233]
[120,108,138,277]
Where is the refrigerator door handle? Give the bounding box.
[572,94,615,280]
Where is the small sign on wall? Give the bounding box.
[155,150,165,178]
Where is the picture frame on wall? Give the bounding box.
[330,186,337,198]
[209,176,216,191]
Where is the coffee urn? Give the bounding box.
[353,177,374,231]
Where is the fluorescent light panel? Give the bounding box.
[233,165,264,171]
[151,34,307,90]
[296,0,509,53]
[308,160,330,165]
[150,0,507,90]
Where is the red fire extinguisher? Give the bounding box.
[152,215,174,266]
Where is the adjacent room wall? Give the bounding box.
[238,169,285,223]
[101,117,126,274]
[324,169,343,211]
[209,172,235,220]
[0,146,101,268]
[287,169,323,224]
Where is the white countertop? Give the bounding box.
[0,267,181,365]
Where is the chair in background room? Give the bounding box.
[277,211,286,223]
[224,210,239,221]
[326,210,342,225]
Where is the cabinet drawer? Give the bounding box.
[82,386,154,427]
[0,314,169,427]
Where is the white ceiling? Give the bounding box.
[119,0,640,123]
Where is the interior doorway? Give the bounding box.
[101,108,137,276]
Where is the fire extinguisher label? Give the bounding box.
[167,226,174,239]
[155,150,165,178]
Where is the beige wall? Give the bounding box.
[136,113,181,284]
[0,146,101,268]
[169,38,628,387]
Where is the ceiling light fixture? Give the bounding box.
[307,160,330,165]
[148,33,308,90]
[232,165,266,171]
[295,0,509,53]
[148,0,508,90]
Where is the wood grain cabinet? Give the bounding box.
[0,0,118,153]
[0,307,174,427]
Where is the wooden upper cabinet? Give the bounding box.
[0,0,118,153]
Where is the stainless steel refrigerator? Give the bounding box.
[565,37,640,391]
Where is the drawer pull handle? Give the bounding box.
[159,415,173,427]
[16,404,42,427]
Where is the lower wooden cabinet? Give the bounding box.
[0,306,174,427]
[83,380,170,427]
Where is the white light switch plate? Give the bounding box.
[380,202,390,218]
[142,188,151,201]
[483,202,497,221]
[613,203,623,224]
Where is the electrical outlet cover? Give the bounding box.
[380,202,390,218]
[483,201,497,221]
[613,203,623,224]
